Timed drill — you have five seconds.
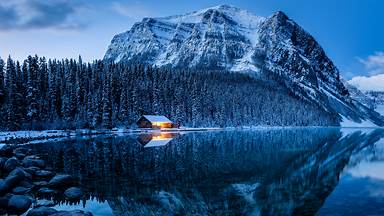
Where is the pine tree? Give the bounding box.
[119,70,129,124]
[5,56,17,129]
[152,79,161,115]
[131,85,140,122]
[48,59,58,121]
[26,55,39,128]
[102,73,112,129]
[61,59,78,128]
[191,80,201,127]
[38,57,49,122]
[14,61,25,128]
[0,55,338,131]
[0,57,5,128]
[0,58,4,105]
[175,86,185,127]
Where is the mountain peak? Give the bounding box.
[104,5,265,69]
[273,11,289,18]
[270,11,289,23]
[188,4,248,15]
[103,5,384,126]
[152,4,263,26]
[203,4,242,12]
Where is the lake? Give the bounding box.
[23,128,384,216]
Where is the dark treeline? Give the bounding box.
[0,55,337,131]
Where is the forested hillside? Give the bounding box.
[0,55,338,131]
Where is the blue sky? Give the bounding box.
[0,0,383,79]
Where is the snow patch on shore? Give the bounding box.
[0,130,74,143]
[340,116,377,128]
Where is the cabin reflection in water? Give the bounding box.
[136,132,178,148]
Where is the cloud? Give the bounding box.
[348,74,384,91]
[358,52,384,76]
[0,0,86,31]
[348,52,384,91]
[348,160,384,181]
[111,2,152,20]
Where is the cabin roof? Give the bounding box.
[142,115,172,123]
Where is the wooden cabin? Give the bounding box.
[136,115,173,129]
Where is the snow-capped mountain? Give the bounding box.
[343,80,375,109]
[347,75,384,115]
[367,91,384,115]
[105,5,265,71]
[104,5,384,126]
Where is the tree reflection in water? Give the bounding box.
[24,129,384,216]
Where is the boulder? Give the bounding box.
[4,157,18,172]
[35,170,55,178]
[0,180,8,195]
[7,195,32,215]
[27,206,58,216]
[37,187,57,196]
[33,181,48,187]
[24,166,41,175]
[48,175,79,188]
[8,167,26,178]
[14,153,26,160]
[35,199,55,208]
[0,157,8,169]
[13,147,31,156]
[64,187,83,200]
[23,156,45,168]
[0,196,9,209]
[19,180,34,189]
[12,186,29,195]
[0,168,25,194]
[51,210,92,216]
[0,145,13,157]
[13,167,32,180]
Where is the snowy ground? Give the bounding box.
[375,105,384,116]
[0,130,75,143]
[340,116,378,128]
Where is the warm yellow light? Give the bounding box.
[152,122,169,128]
[152,133,174,140]
[152,136,168,140]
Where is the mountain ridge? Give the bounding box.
[104,5,384,126]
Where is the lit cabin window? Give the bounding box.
[152,122,164,128]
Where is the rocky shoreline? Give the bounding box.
[0,145,91,215]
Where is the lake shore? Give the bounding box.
[0,127,223,145]
[0,125,381,145]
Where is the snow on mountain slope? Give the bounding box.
[347,75,384,116]
[343,80,375,109]
[104,5,384,126]
[105,5,266,72]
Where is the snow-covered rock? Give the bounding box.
[104,4,384,126]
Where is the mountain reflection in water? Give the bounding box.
[24,128,384,216]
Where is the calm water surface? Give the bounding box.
[24,128,384,216]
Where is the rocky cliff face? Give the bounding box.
[104,5,384,126]
[104,5,265,71]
